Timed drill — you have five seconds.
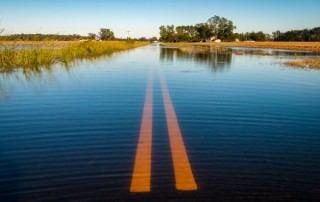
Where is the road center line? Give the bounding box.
[159,73,198,191]
[130,74,153,192]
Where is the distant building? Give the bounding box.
[210,36,216,41]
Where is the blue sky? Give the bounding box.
[0,0,319,38]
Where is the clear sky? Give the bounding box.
[0,0,319,38]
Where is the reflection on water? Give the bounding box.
[0,64,69,100]
[159,47,232,71]
[0,54,117,100]
[2,45,318,100]
[230,47,318,57]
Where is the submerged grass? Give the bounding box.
[284,58,320,69]
[0,41,148,70]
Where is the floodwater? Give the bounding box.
[1,44,320,201]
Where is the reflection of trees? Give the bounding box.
[160,47,232,72]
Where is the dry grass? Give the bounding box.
[284,59,320,69]
[162,42,320,53]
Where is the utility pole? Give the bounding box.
[127,31,130,41]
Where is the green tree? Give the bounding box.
[159,25,175,42]
[99,28,115,41]
[249,31,267,41]
[185,26,199,42]
[195,23,214,42]
[175,26,188,42]
[208,15,236,41]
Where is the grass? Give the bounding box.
[161,42,320,53]
[0,41,149,71]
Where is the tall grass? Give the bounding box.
[0,41,148,70]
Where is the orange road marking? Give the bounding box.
[159,73,198,191]
[130,74,153,192]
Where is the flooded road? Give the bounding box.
[1,44,320,201]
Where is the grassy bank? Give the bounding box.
[0,41,149,70]
[161,42,320,53]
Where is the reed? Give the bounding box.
[0,41,148,70]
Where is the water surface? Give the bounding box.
[1,44,320,201]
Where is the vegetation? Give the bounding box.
[159,15,320,43]
[273,27,320,41]
[233,32,272,41]
[0,27,116,41]
[0,24,152,71]
[285,59,320,69]
[207,16,236,41]
[0,32,157,42]
[99,28,115,40]
[159,15,236,42]
[0,33,87,41]
[0,41,149,70]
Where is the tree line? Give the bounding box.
[0,28,116,41]
[159,16,236,42]
[273,27,320,41]
[0,28,158,42]
[0,33,86,41]
[159,15,320,42]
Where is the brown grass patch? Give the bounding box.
[284,59,320,69]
